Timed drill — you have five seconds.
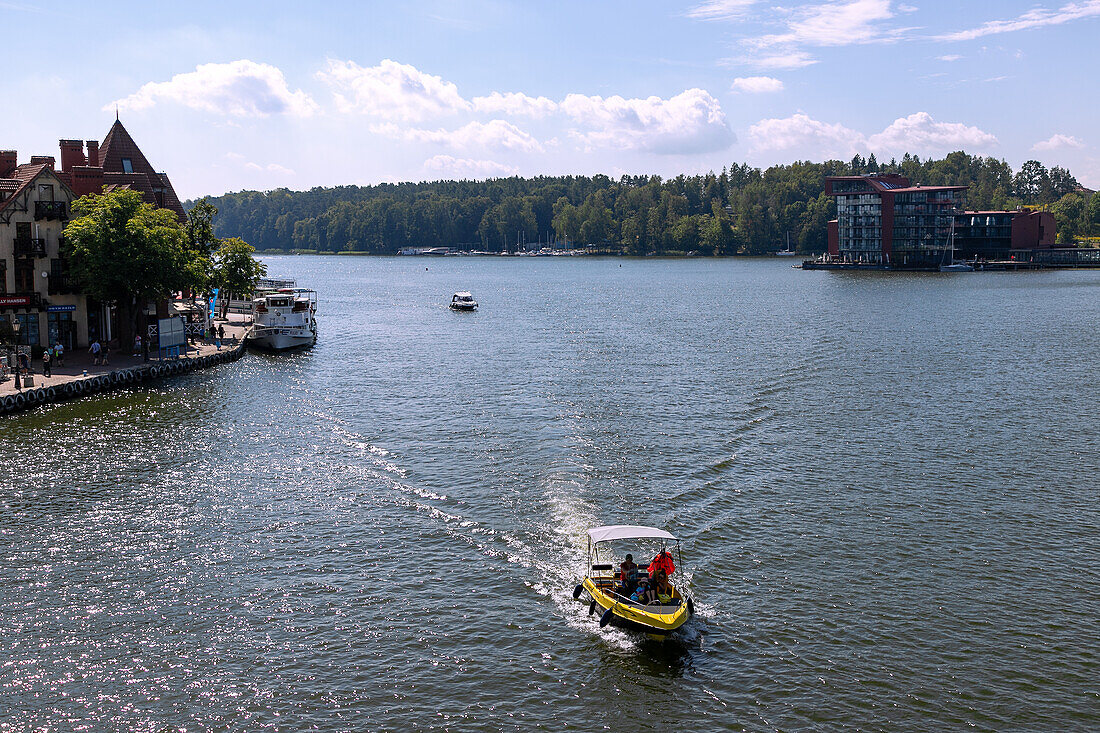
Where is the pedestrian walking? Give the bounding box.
[217,324,225,341]
[90,339,101,365]
[54,342,65,367]
[41,348,51,378]
[101,341,110,366]
[18,351,30,375]
[133,334,142,356]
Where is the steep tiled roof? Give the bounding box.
[97,119,186,220]
[98,119,155,176]
[0,163,49,215]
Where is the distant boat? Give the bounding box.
[450,291,477,311]
[939,218,973,272]
[775,232,797,256]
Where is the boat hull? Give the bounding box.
[450,304,477,311]
[581,577,690,637]
[247,329,316,351]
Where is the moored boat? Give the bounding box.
[572,525,694,638]
[246,287,317,350]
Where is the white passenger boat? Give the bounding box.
[247,287,317,350]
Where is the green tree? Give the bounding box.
[1051,193,1086,244]
[1013,160,1049,204]
[64,189,193,345]
[213,237,267,314]
[1088,191,1100,241]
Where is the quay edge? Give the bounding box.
[0,339,246,416]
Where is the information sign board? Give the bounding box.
[158,317,186,349]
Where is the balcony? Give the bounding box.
[47,276,74,295]
[13,238,46,257]
[34,200,67,221]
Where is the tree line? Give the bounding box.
[190,152,1099,255]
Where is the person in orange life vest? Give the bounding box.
[648,549,675,579]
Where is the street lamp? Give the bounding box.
[11,317,20,390]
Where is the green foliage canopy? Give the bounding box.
[190,152,1087,256]
[63,189,193,304]
[213,237,267,295]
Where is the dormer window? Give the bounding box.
[122,158,133,173]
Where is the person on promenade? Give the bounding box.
[217,324,225,341]
[41,348,51,378]
[133,334,142,357]
[90,339,101,365]
[101,341,110,366]
[18,351,30,376]
[54,342,64,367]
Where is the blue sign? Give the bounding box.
[47,305,76,312]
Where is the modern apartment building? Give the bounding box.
[825,174,1057,267]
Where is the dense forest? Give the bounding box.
[191,152,1098,255]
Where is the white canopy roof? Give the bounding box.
[587,525,677,543]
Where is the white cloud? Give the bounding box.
[559,88,734,154]
[245,162,295,175]
[753,0,906,48]
[108,60,318,117]
[748,50,818,68]
[749,113,864,158]
[317,59,471,121]
[936,54,962,61]
[372,120,543,153]
[686,0,757,20]
[731,76,784,93]
[1032,133,1085,151]
[423,155,518,179]
[472,91,558,117]
[938,0,1100,41]
[750,111,998,158]
[867,112,998,154]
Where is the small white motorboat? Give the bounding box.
[450,292,477,311]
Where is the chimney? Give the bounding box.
[71,166,105,197]
[30,155,55,170]
[59,139,85,172]
[86,140,99,167]
[0,150,16,177]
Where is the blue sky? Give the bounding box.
[4,0,1099,197]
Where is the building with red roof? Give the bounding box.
[1,118,185,352]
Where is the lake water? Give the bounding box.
[2,256,1099,731]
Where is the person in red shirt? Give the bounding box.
[648,549,675,579]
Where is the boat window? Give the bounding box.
[268,298,290,307]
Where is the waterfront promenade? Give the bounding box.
[0,315,249,399]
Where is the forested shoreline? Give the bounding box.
[190,152,1096,255]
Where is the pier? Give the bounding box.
[1,313,251,415]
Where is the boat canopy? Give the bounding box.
[587,525,677,543]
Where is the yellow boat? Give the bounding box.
[573,525,694,638]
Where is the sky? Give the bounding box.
[4,0,1099,198]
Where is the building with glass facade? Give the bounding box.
[825,174,1058,268]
